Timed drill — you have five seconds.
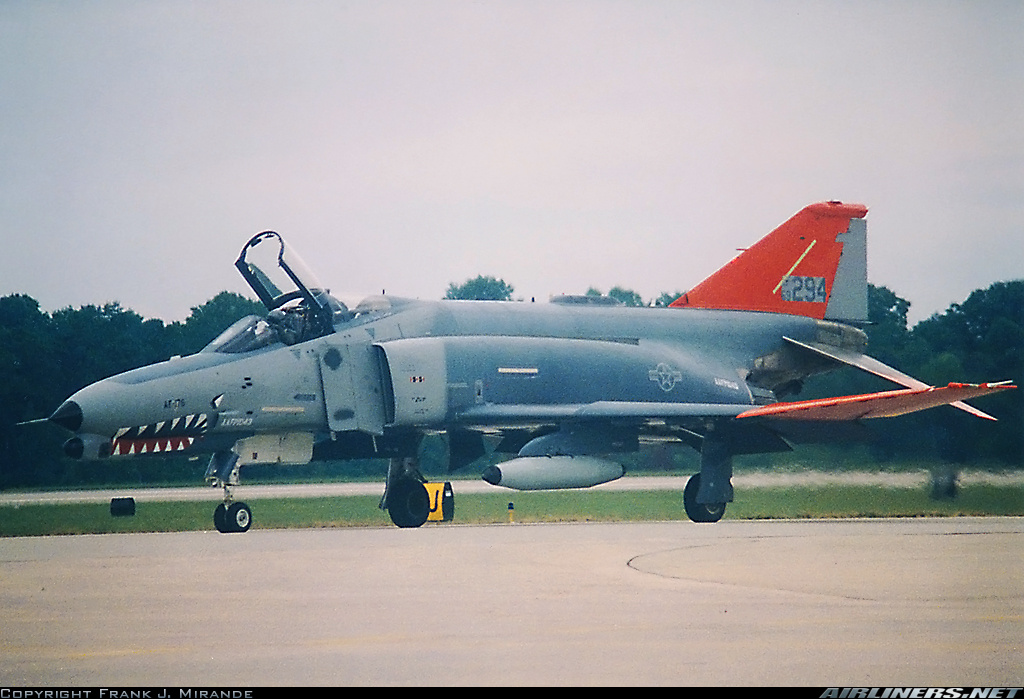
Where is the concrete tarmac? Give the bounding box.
[1,518,1021,686]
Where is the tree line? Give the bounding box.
[0,292,264,488]
[1,279,1020,489]
[807,282,1022,466]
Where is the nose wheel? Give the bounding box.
[214,499,252,533]
[206,451,252,533]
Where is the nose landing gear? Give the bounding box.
[206,451,252,533]
[213,498,252,533]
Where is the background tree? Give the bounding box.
[585,286,646,306]
[608,286,645,307]
[445,275,515,301]
[0,295,61,486]
[653,291,684,307]
[911,281,1023,464]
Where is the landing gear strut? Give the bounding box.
[683,433,733,523]
[206,451,252,533]
[381,457,430,528]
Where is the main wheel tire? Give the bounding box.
[214,503,229,533]
[388,480,430,528]
[683,473,726,523]
[226,501,252,533]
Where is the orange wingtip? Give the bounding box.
[947,381,1017,390]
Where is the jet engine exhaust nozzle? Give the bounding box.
[63,434,113,460]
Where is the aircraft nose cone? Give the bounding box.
[49,400,83,432]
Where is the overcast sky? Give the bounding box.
[1,1,1021,326]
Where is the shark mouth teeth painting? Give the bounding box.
[111,413,215,455]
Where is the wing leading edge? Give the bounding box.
[783,336,1006,420]
[736,381,1016,421]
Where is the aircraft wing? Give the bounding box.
[783,336,1002,420]
[456,381,1016,426]
[736,381,1016,421]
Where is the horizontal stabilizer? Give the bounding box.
[784,336,1002,420]
[737,381,1015,421]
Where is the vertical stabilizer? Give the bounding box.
[670,201,869,322]
[823,216,867,322]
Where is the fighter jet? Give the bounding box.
[47,201,1014,531]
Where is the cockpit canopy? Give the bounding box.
[201,293,398,355]
[235,231,325,310]
[235,230,349,345]
[205,231,400,353]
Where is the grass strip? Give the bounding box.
[1,484,1021,537]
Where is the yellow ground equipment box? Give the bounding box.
[424,481,454,522]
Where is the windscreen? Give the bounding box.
[202,315,281,354]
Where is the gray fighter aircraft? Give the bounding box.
[47,201,1014,531]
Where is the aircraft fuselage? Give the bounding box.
[58,297,861,464]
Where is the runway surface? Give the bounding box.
[1,518,1021,686]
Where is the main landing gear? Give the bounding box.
[682,434,733,523]
[381,457,430,528]
[683,473,726,523]
[206,451,252,533]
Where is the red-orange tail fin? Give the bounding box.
[669,201,869,322]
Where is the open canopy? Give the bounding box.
[235,230,347,344]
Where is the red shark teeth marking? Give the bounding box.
[112,436,195,456]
